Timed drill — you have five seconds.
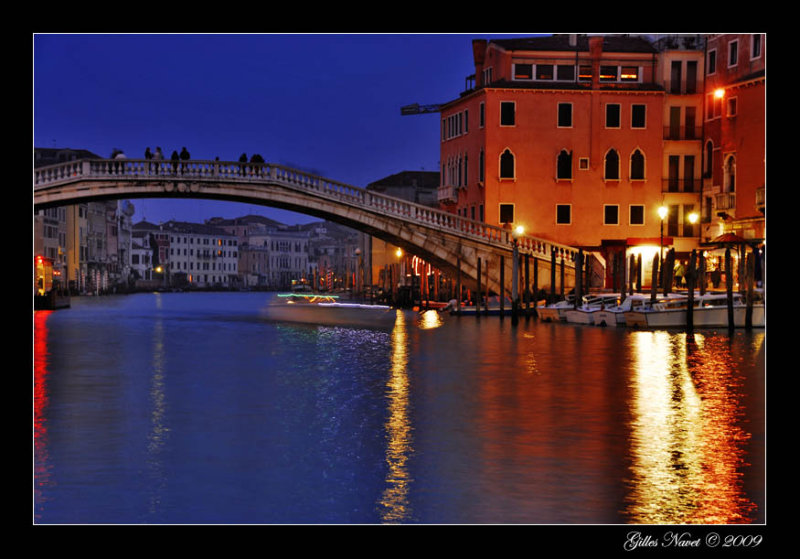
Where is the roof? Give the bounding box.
[489,34,657,54]
[367,170,440,191]
[34,147,103,168]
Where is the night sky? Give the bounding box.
[33,33,533,225]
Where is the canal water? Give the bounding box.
[33,292,766,525]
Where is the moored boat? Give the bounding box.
[262,293,397,329]
[536,295,576,322]
[625,291,765,329]
[594,293,684,327]
[564,294,621,325]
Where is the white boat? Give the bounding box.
[564,294,622,325]
[262,293,397,329]
[594,293,685,327]
[625,292,765,329]
[536,295,576,322]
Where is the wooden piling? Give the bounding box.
[745,250,754,329]
[636,254,642,293]
[533,257,539,317]
[725,248,734,331]
[575,249,583,309]
[476,257,482,319]
[560,256,565,299]
[456,257,462,315]
[550,248,556,304]
[698,251,706,296]
[650,253,659,304]
[687,249,696,332]
[524,254,530,315]
[500,255,505,316]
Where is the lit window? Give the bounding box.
[514,63,532,80]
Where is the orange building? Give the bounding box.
[701,34,765,244]
[438,35,708,288]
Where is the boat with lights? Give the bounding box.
[262,293,397,329]
[624,291,764,329]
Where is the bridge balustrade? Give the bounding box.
[35,158,577,265]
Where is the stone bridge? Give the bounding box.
[34,158,579,296]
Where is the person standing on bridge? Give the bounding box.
[144,147,153,174]
[152,147,163,175]
[171,150,180,174]
[238,153,247,176]
[250,153,264,176]
[179,147,190,174]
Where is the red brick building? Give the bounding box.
[701,34,765,244]
[438,34,684,287]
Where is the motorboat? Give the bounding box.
[594,293,684,327]
[625,291,764,329]
[536,295,576,322]
[564,294,621,325]
[262,293,397,329]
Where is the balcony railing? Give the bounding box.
[715,192,737,211]
[662,178,701,193]
[663,126,702,141]
[437,185,458,203]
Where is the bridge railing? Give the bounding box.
[34,158,578,264]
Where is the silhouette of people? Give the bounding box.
[238,153,247,176]
[171,150,180,174]
[179,147,190,174]
[250,153,264,176]
[145,147,153,173]
[152,146,163,174]
[111,148,126,174]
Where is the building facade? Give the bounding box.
[701,33,765,243]
[437,34,764,289]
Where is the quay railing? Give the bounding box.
[34,158,579,265]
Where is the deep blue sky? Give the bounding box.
[33,33,533,225]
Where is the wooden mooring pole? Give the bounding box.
[687,249,696,332]
[725,248,734,331]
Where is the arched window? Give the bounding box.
[557,149,572,180]
[704,140,713,178]
[630,149,645,180]
[724,154,736,192]
[604,149,619,180]
[500,149,515,179]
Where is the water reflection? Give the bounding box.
[626,331,761,523]
[378,310,413,522]
[146,297,169,519]
[33,311,53,521]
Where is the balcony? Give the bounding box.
[662,178,701,193]
[437,185,458,204]
[715,192,737,211]
[756,186,765,211]
[663,126,702,141]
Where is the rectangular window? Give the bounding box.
[605,104,620,128]
[556,65,575,81]
[620,66,640,81]
[707,49,716,75]
[631,104,646,128]
[556,205,571,225]
[629,205,645,225]
[500,102,515,126]
[728,40,738,67]
[499,204,514,224]
[599,65,618,81]
[514,63,532,80]
[558,103,572,127]
[604,205,619,225]
[686,61,698,94]
[751,34,762,59]
[578,65,592,81]
[727,96,737,117]
[536,64,554,80]
[479,102,485,127]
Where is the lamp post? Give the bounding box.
[511,225,524,320]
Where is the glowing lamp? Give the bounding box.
[688,212,699,224]
[714,88,725,99]
[658,206,668,220]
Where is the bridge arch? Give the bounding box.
[34,158,579,295]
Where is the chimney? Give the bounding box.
[569,34,577,47]
[589,35,603,88]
